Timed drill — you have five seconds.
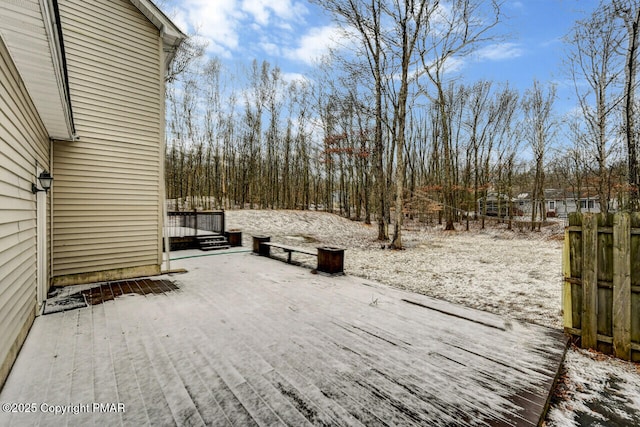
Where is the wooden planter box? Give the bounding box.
[317,246,345,276]
[252,236,271,256]
[225,231,242,247]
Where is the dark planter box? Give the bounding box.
[317,246,345,275]
[252,235,271,256]
[225,231,242,247]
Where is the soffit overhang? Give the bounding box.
[128,0,187,67]
[0,0,185,143]
[0,0,74,141]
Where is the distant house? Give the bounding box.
[0,0,184,388]
[515,189,601,219]
[544,189,601,217]
[477,192,515,217]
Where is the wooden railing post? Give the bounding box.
[193,209,198,236]
[582,213,598,349]
[613,213,632,360]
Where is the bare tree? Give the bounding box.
[521,80,557,230]
[464,80,495,227]
[566,5,623,214]
[165,35,206,84]
[492,86,520,229]
[314,0,390,239]
[418,0,504,230]
[385,0,433,249]
[612,0,640,208]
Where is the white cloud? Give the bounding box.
[277,22,294,32]
[242,0,271,26]
[541,37,562,48]
[179,0,244,56]
[259,41,281,57]
[442,56,465,74]
[167,8,189,34]
[475,43,524,61]
[408,55,466,84]
[285,25,343,65]
[169,0,311,59]
[240,0,309,26]
[281,72,310,84]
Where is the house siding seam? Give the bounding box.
[52,0,162,283]
[0,35,49,389]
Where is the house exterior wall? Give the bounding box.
[518,198,600,219]
[552,200,573,218]
[0,36,50,388]
[52,0,164,285]
[549,199,600,217]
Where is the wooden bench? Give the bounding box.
[261,242,317,264]
[252,235,345,275]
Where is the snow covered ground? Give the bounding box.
[225,209,640,426]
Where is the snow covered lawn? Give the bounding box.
[225,209,640,426]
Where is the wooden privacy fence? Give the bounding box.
[563,212,640,361]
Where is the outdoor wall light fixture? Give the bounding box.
[32,171,54,194]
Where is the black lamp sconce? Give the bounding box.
[32,171,54,194]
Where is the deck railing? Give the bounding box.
[166,210,225,237]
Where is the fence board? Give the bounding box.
[581,214,598,349]
[571,283,582,330]
[568,213,583,330]
[563,228,572,329]
[631,215,640,287]
[597,287,613,354]
[569,214,583,279]
[632,293,640,350]
[613,213,631,360]
[597,215,614,284]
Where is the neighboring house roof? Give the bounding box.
[516,189,600,202]
[544,189,567,200]
[0,0,185,141]
[478,192,511,202]
[545,189,600,201]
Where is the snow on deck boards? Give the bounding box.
[0,253,568,426]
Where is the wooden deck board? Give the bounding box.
[0,252,568,426]
[106,292,167,426]
[213,267,559,426]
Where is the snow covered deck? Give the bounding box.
[0,252,568,426]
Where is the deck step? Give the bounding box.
[197,234,231,251]
[201,245,231,251]
[196,235,226,242]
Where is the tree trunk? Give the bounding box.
[624,8,640,208]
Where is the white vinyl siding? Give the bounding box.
[0,0,73,139]
[0,36,49,387]
[52,0,162,281]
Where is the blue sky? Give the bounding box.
[161,0,600,114]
